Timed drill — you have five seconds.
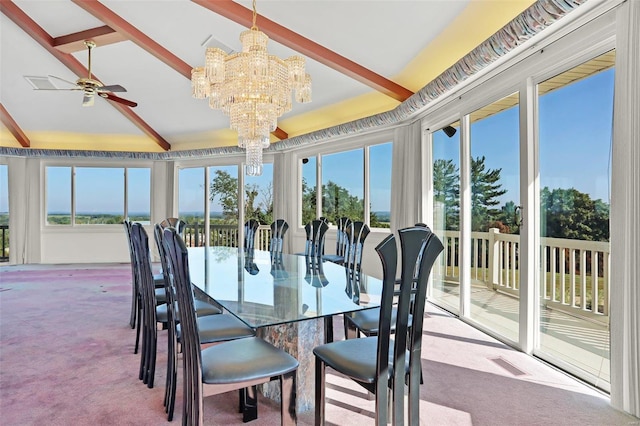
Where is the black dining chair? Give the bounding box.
[123,220,167,352]
[244,219,260,250]
[323,216,352,265]
[154,223,255,421]
[129,222,163,389]
[163,227,299,425]
[159,217,187,235]
[269,219,289,257]
[313,226,443,425]
[297,219,329,258]
[343,222,429,340]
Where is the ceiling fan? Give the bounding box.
[28,40,137,108]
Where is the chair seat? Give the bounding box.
[346,308,411,335]
[322,254,344,264]
[155,288,167,304]
[156,299,221,323]
[177,313,255,344]
[201,337,299,385]
[313,337,379,384]
[154,273,165,288]
[314,337,408,384]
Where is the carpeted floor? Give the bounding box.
[0,263,637,425]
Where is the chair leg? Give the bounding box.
[241,385,259,423]
[147,327,157,388]
[324,316,333,343]
[315,358,325,426]
[408,366,420,426]
[134,297,142,354]
[343,315,359,340]
[281,370,297,426]
[129,281,137,329]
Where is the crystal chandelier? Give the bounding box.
[191,0,311,176]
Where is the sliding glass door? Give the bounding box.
[536,51,614,391]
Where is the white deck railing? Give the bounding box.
[435,229,610,323]
[183,223,271,250]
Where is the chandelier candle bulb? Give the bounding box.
[191,0,311,176]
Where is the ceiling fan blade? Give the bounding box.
[82,94,95,107]
[98,84,127,93]
[101,92,137,107]
[48,74,79,88]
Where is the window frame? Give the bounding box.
[42,160,152,228]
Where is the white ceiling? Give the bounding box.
[0,0,533,153]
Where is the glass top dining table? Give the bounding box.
[186,246,383,331]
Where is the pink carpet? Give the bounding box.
[0,264,637,425]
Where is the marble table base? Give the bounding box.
[257,317,325,413]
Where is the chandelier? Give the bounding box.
[191,0,311,176]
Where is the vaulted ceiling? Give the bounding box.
[0,0,534,154]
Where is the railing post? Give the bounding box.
[488,228,500,289]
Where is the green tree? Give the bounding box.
[209,170,273,225]
[301,177,317,225]
[471,156,507,231]
[433,159,460,230]
[321,180,364,224]
[540,187,609,241]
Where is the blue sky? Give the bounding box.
[2,68,613,216]
[434,68,614,206]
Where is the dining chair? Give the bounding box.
[269,219,289,257]
[123,220,167,352]
[163,227,299,425]
[159,217,186,235]
[297,219,329,258]
[154,223,255,421]
[244,219,260,250]
[130,222,163,389]
[343,223,428,340]
[313,226,443,425]
[322,217,352,265]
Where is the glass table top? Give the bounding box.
[187,246,383,329]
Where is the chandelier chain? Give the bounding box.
[251,0,258,30]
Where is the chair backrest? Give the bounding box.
[334,217,353,257]
[379,226,441,420]
[130,223,158,328]
[371,233,398,421]
[154,223,176,312]
[344,221,370,272]
[123,220,137,286]
[244,219,260,251]
[402,227,443,384]
[269,219,289,255]
[162,227,204,425]
[303,219,329,258]
[160,217,187,236]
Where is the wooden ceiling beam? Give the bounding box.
[192,0,414,102]
[0,103,31,147]
[53,25,127,53]
[0,0,171,151]
[72,0,289,141]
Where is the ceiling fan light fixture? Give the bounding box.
[191,0,312,176]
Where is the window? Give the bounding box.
[46,166,72,225]
[75,167,124,225]
[300,141,393,228]
[369,142,392,228]
[45,166,150,225]
[301,156,317,226]
[321,148,364,225]
[245,163,273,225]
[127,168,151,224]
